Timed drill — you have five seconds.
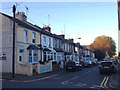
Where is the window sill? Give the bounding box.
[18,61,24,65]
[28,62,39,64]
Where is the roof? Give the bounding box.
[1,12,77,46]
[0,12,42,33]
[43,48,52,52]
[27,44,40,50]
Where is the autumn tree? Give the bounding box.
[93,49,105,60]
[90,35,116,59]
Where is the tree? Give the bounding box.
[90,35,116,59]
[93,49,105,60]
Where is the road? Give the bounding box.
[2,65,120,89]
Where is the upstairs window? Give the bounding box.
[32,32,36,44]
[55,39,57,47]
[49,38,51,48]
[24,30,28,43]
[43,36,46,47]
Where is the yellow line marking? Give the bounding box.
[104,77,109,88]
[100,77,107,88]
[100,76,110,88]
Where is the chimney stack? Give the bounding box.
[16,12,27,21]
[43,25,51,32]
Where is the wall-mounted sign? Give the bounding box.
[0,52,6,60]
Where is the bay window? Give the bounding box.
[28,50,38,64]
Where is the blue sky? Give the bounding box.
[1,2,118,53]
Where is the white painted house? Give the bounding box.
[40,26,55,73]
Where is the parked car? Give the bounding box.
[65,61,82,71]
[98,61,117,74]
[83,60,92,67]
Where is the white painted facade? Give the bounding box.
[0,13,15,73]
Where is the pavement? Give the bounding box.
[1,69,65,81]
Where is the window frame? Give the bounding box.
[43,36,46,47]
[18,48,24,64]
[32,32,36,44]
[24,29,28,43]
[28,50,38,64]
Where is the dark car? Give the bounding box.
[65,61,81,71]
[83,60,92,67]
[98,61,117,74]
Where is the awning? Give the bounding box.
[27,44,39,50]
[43,48,52,52]
[54,48,64,52]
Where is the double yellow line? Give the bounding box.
[100,77,110,88]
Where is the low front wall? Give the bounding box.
[16,63,32,76]
[39,62,52,73]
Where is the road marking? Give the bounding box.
[92,85,103,88]
[10,74,59,82]
[61,70,91,85]
[90,85,103,89]
[74,83,86,87]
[104,77,109,88]
[109,82,114,88]
[61,76,79,84]
[82,71,90,75]
[100,76,110,88]
[100,77,107,88]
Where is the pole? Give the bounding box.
[12,5,16,78]
[48,14,50,25]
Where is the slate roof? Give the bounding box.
[1,12,76,45]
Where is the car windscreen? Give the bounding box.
[67,62,75,65]
[101,62,112,66]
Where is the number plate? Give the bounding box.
[104,66,109,68]
[68,67,72,69]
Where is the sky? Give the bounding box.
[0,1,119,54]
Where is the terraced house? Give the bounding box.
[0,12,42,75]
[0,11,84,75]
[52,34,65,70]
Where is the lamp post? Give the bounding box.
[12,5,16,78]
